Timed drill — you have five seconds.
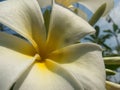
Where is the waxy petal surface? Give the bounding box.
[0,0,46,50]
[0,32,36,56]
[0,33,38,90]
[37,0,52,8]
[47,43,106,90]
[15,63,74,90]
[46,3,95,52]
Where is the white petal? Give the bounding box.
[61,63,106,90]
[0,32,37,90]
[0,32,36,56]
[48,43,106,90]
[46,3,95,52]
[106,69,116,75]
[106,81,120,90]
[16,63,74,90]
[55,0,113,16]
[70,6,87,21]
[78,0,114,16]
[37,0,52,8]
[55,0,78,6]
[48,43,101,63]
[46,59,84,89]
[0,0,46,49]
[0,47,37,90]
[104,56,120,65]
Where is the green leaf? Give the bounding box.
[89,3,106,26]
[118,29,120,33]
[102,43,112,50]
[90,35,96,39]
[104,29,113,34]
[113,23,118,32]
[95,26,100,38]
[102,34,112,40]
[105,65,120,70]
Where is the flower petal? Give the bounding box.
[106,81,120,90]
[0,0,46,50]
[55,0,113,16]
[46,3,95,52]
[37,0,52,8]
[48,43,102,63]
[47,43,106,90]
[55,0,78,6]
[0,32,36,56]
[104,57,120,65]
[46,59,84,89]
[106,69,116,75]
[77,0,114,16]
[0,46,37,90]
[15,63,74,90]
[70,6,87,21]
[0,32,37,90]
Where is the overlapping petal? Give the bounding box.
[0,32,37,90]
[46,3,95,53]
[47,43,106,90]
[0,0,46,50]
[0,0,107,90]
[37,0,52,8]
[70,6,87,20]
[55,0,114,16]
[0,32,36,55]
[14,63,74,90]
[56,0,77,6]
[77,0,114,16]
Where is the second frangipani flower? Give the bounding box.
[0,0,105,90]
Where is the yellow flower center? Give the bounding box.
[35,45,52,63]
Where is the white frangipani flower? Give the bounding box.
[0,0,106,90]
